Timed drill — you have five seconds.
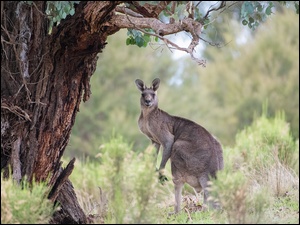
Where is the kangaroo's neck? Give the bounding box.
[140,105,160,117]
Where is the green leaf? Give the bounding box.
[135,36,144,47]
[55,1,61,10]
[194,7,201,21]
[127,29,132,36]
[242,19,248,25]
[294,2,299,14]
[69,8,75,16]
[248,17,254,24]
[175,4,188,21]
[126,38,130,45]
[130,37,135,45]
[143,35,150,43]
[265,2,273,16]
[257,4,263,12]
[241,1,254,17]
[255,14,262,22]
[64,4,71,13]
[56,15,61,22]
[61,12,67,19]
[131,29,138,36]
[24,1,33,5]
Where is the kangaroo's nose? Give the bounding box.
[145,100,151,104]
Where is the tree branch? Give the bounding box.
[129,1,171,18]
[202,1,226,20]
[107,13,205,65]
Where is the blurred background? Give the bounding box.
[65,8,299,160]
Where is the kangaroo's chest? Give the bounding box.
[138,116,161,142]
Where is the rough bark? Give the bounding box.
[1,1,119,223]
[1,1,212,223]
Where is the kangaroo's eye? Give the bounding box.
[141,94,145,98]
[151,94,155,98]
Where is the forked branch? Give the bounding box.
[108,12,204,65]
[109,1,239,66]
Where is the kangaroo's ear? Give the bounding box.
[152,78,160,91]
[135,79,146,92]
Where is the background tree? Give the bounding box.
[1,1,298,223]
[68,6,299,159]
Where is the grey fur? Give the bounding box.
[135,78,224,213]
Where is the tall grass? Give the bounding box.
[70,134,169,224]
[209,110,299,224]
[2,111,298,224]
[235,111,298,172]
[1,175,57,224]
[70,111,298,224]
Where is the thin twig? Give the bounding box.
[184,207,192,222]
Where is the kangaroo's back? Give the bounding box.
[170,115,223,176]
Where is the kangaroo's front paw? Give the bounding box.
[158,169,168,185]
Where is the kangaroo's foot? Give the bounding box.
[158,169,168,185]
[158,173,168,185]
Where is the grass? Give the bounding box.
[1,175,57,224]
[2,112,299,224]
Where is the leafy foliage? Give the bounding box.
[45,1,80,33]
[125,1,299,48]
[241,1,274,29]
[126,29,158,47]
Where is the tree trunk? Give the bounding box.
[1,1,120,223]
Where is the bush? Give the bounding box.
[1,175,57,224]
[209,110,299,223]
[71,134,169,224]
[98,134,168,224]
[234,111,297,170]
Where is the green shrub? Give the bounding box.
[69,138,168,224]
[69,112,299,224]
[209,169,270,224]
[1,175,57,224]
[69,158,108,223]
[234,111,297,170]
[233,110,298,197]
[208,110,299,224]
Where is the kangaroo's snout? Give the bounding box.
[143,93,154,106]
[145,99,151,106]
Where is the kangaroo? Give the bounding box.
[135,78,224,214]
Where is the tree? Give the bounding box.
[1,1,298,223]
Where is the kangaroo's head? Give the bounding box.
[135,78,160,108]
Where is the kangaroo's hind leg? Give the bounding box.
[172,178,184,214]
[199,173,219,209]
[198,174,210,206]
[171,163,185,214]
